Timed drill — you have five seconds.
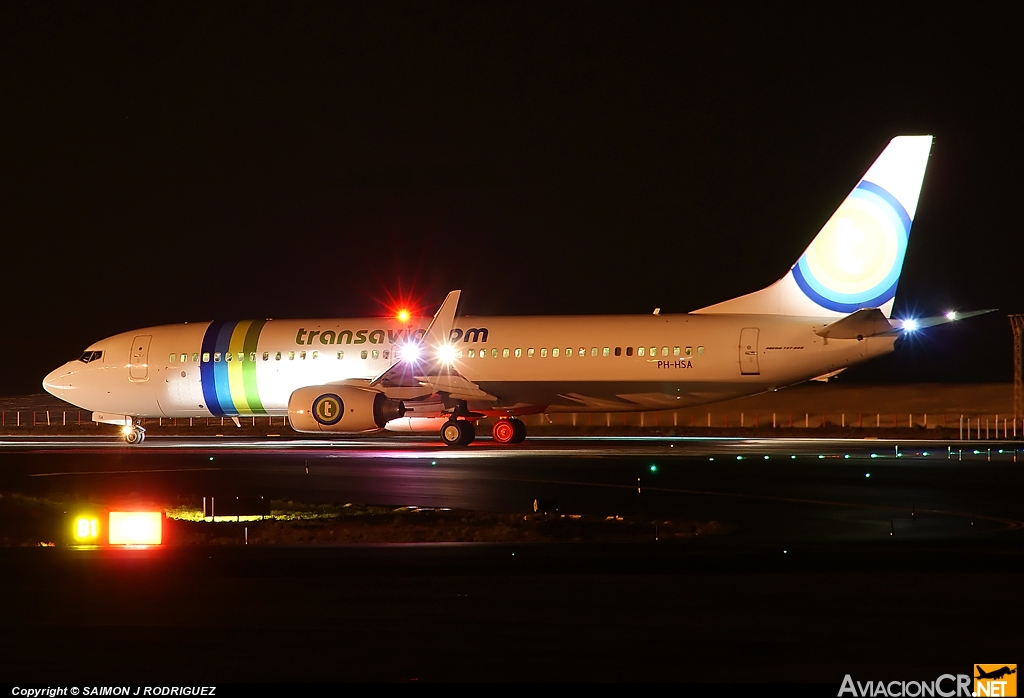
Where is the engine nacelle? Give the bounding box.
[287,386,405,433]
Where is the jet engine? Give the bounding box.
[287,386,405,433]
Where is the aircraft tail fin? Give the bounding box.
[693,135,934,318]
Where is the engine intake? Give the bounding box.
[288,386,405,433]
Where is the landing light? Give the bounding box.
[120,425,133,436]
[902,318,919,332]
[945,310,958,321]
[397,343,422,363]
[436,343,458,365]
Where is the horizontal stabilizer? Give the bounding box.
[815,308,894,339]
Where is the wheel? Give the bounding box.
[492,419,517,444]
[125,427,141,445]
[441,420,475,447]
[459,420,475,445]
[510,418,527,444]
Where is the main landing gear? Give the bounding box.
[123,423,146,445]
[491,417,526,444]
[440,419,476,447]
[439,416,528,447]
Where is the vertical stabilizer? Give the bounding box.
[694,135,933,318]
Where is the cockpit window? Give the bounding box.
[77,350,103,363]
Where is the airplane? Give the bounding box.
[43,134,984,446]
[976,666,1017,681]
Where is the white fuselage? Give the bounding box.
[43,313,896,420]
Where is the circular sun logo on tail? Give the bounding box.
[792,181,912,313]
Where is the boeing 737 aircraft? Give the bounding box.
[43,135,979,446]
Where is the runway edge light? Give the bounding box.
[108,511,164,546]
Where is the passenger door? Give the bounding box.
[739,328,760,375]
[129,335,152,381]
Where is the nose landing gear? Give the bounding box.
[123,423,146,445]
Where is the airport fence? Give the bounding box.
[0,409,1022,439]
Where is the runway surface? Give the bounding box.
[1,435,1022,682]
[2,434,1022,543]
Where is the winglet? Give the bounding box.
[423,290,461,346]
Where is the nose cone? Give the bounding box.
[43,363,75,400]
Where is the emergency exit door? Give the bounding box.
[129,334,152,381]
[739,328,760,375]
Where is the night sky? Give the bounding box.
[2,3,1021,396]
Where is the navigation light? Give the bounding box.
[396,308,411,323]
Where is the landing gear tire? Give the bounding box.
[125,426,146,445]
[492,418,527,444]
[510,418,527,444]
[441,420,475,447]
[492,419,517,444]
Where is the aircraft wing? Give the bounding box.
[368,290,500,402]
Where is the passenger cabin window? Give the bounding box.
[527,348,535,357]
[337,351,344,360]
[312,351,319,360]
[202,352,210,363]
[191,353,198,362]
[214,352,221,362]
[502,348,510,358]
[383,350,389,360]
[180,353,186,363]
[625,347,633,356]
[579,347,586,357]
[225,352,232,362]
[275,352,282,361]
[360,350,368,359]
[552,348,559,357]
[540,348,548,358]
[685,346,693,356]
[697,346,705,355]
[565,348,572,357]
[262,352,269,361]
[661,346,668,357]
[468,349,475,358]
[238,352,244,362]
[602,347,610,357]
[673,346,680,357]
[491,348,498,358]
[514,348,522,358]
[590,347,597,357]
[300,351,306,360]
[371,350,378,360]
[169,353,176,363]
[638,347,645,357]
[288,351,295,360]
[614,347,622,356]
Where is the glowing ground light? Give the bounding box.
[108,512,163,546]
[73,516,99,542]
[865,473,871,478]
[764,455,769,460]
[649,464,658,472]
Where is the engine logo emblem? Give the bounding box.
[312,393,344,426]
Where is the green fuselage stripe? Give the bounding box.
[242,320,266,414]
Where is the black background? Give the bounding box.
[2,2,1021,395]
